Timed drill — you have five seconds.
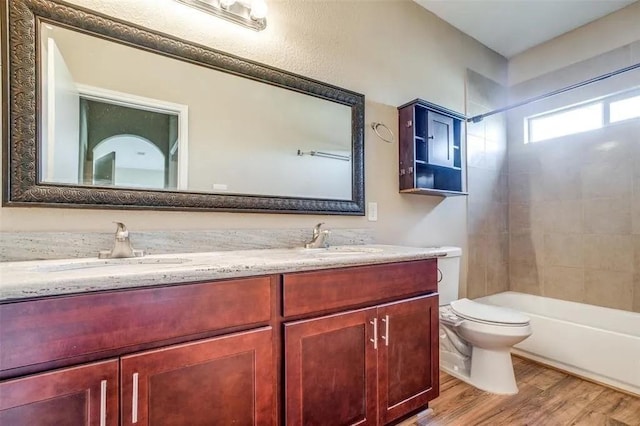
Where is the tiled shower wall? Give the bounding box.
[507,44,640,313]
[465,70,509,298]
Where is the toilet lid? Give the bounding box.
[450,298,530,326]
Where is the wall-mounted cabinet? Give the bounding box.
[398,99,467,196]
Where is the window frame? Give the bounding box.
[525,87,640,144]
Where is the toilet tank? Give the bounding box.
[434,246,462,306]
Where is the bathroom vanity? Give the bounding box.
[0,246,441,425]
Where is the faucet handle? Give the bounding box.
[113,222,129,241]
[312,222,325,237]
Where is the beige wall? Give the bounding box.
[508,1,640,85]
[507,46,640,313]
[1,0,508,299]
[465,70,509,299]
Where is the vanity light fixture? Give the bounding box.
[175,0,267,31]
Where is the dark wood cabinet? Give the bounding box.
[398,99,466,196]
[284,309,378,426]
[1,260,438,426]
[377,295,439,424]
[284,293,439,425]
[121,327,274,426]
[0,359,119,426]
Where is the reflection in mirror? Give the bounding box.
[4,0,364,214]
[39,23,353,200]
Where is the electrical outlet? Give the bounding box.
[367,202,378,221]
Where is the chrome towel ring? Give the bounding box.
[371,122,394,143]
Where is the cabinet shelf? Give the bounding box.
[400,188,468,197]
[398,99,466,195]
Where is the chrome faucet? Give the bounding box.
[98,222,144,259]
[304,223,331,249]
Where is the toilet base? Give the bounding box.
[469,347,518,395]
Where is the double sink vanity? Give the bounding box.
[0,244,444,425]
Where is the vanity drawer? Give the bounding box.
[0,276,272,372]
[282,259,437,317]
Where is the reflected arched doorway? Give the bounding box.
[93,135,165,189]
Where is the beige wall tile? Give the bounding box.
[468,202,489,235]
[486,202,508,233]
[510,261,542,295]
[583,234,634,272]
[544,233,584,267]
[510,231,544,265]
[508,152,542,175]
[584,269,633,311]
[582,139,635,167]
[467,261,487,299]
[634,235,640,272]
[487,232,509,265]
[468,168,504,204]
[633,176,640,235]
[509,173,544,204]
[467,134,487,169]
[466,118,485,138]
[542,163,582,201]
[633,273,640,313]
[581,162,633,199]
[509,203,531,233]
[544,266,584,303]
[542,200,583,234]
[485,114,507,146]
[467,234,487,298]
[487,261,509,295]
[583,198,632,235]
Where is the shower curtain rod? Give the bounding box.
[467,62,640,123]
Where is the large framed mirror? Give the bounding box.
[2,0,365,214]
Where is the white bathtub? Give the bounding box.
[476,291,640,395]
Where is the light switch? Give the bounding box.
[367,202,378,221]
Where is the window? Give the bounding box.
[610,95,640,123]
[525,88,640,143]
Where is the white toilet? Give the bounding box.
[436,247,532,395]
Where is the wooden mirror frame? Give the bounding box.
[1,0,365,215]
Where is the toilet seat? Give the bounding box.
[450,298,530,326]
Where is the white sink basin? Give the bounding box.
[35,257,193,273]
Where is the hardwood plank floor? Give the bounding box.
[401,357,640,426]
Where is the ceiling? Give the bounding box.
[414,0,637,58]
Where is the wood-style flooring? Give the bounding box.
[403,356,640,426]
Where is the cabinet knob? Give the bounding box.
[406,120,412,127]
[428,135,434,139]
[408,166,413,174]
[400,169,405,176]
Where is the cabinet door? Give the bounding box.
[285,308,378,426]
[120,327,274,426]
[427,111,454,168]
[0,359,118,426]
[377,295,439,424]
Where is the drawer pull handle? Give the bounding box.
[100,380,107,426]
[381,315,390,346]
[370,318,378,349]
[132,372,139,423]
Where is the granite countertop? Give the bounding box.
[0,245,448,301]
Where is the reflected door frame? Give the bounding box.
[76,84,189,190]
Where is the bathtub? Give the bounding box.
[475,291,640,395]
